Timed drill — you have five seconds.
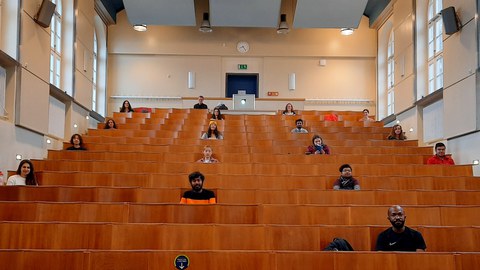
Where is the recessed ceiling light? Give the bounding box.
[340,28,354,36]
[133,24,147,32]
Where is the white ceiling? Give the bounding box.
[122,0,369,29]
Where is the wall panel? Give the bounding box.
[443,20,477,89]
[443,75,476,138]
[17,69,49,134]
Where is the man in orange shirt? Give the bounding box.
[426,142,455,165]
[180,171,216,204]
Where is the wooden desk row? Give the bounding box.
[36,172,480,190]
[2,186,480,205]
[65,143,432,156]
[86,128,389,141]
[0,249,479,270]
[48,150,431,165]
[0,222,479,252]
[30,160,473,177]
[1,202,479,226]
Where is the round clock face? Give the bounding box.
[236,41,250,53]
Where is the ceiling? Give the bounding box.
[99,0,390,29]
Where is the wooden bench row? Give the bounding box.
[48,150,432,165]
[1,222,479,252]
[64,143,431,155]
[1,202,479,226]
[2,249,478,270]
[79,136,420,147]
[30,160,472,176]
[86,128,389,141]
[2,186,480,205]
[98,122,390,136]
[36,172,480,190]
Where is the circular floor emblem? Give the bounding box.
[174,254,190,270]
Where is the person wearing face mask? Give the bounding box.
[306,135,331,155]
[197,145,219,163]
[332,164,360,190]
[180,171,216,204]
[7,159,38,186]
[375,205,426,252]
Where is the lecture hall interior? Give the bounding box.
[1,0,480,269]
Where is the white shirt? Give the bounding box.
[7,175,26,186]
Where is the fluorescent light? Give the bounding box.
[133,24,147,32]
[277,14,290,34]
[340,28,354,35]
[199,13,212,33]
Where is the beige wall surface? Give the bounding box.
[107,11,377,112]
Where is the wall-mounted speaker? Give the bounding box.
[288,73,296,90]
[441,6,460,35]
[34,0,57,28]
[188,71,196,89]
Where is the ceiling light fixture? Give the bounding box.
[340,28,354,36]
[199,13,213,33]
[133,24,147,32]
[277,14,290,34]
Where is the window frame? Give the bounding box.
[50,0,62,88]
[387,30,395,115]
[427,0,443,94]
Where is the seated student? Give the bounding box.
[66,134,87,150]
[104,118,117,129]
[201,121,224,140]
[193,95,208,109]
[180,171,216,204]
[358,108,374,122]
[120,100,134,112]
[210,107,224,120]
[291,119,308,133]
[333,164,360,190]
[7,159,38,186]
[306,134,331,155]
[197,145,219,163]
[375,205,426,252]
[387,124,407,140]
[282,103,296,115]
[426,142,455,165]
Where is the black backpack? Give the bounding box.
[323,237,354,251]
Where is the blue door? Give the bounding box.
[226,73,259,98]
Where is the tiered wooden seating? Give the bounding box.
[2,108,480,269]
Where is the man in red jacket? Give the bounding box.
[426,142,455,165]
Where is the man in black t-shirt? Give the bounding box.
[375,205,426,252]
[193,96,208,109]
[180,171,216,204]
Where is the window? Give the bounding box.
[387,31,395,115]
[92,31,98,111]
[50,0,62,88]
[427,0,443,94]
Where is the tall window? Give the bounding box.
[387,31,395,115]
[92,31,98,111]
[50,0,62,88]
[427,0,443,94]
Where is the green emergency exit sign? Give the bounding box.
[238,64,248,70]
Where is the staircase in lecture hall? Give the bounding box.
[1,108,479,270]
